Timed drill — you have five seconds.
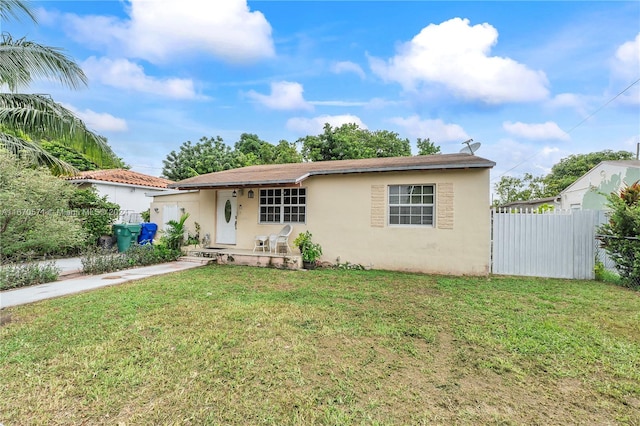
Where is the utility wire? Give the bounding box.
[491,76,640,182]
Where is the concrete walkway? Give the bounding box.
[1,260,206,308]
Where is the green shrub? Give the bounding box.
[81,247,129,275]
[68,188,120,246]
[598,182,640,289]
[140,209,151,223]
[165,213,189,250]
[293,231,323,263]
[0,151,86,261]
[125,242,182,266]
[0,261,60,290]
[81,242,182,275]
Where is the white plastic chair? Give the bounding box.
[271,224,292,253]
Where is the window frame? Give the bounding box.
[387,184,435,227]
[258,187,307,224]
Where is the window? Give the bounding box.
[388,185,434,226]
[259,188,306,223]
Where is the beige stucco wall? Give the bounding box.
[149,190,216,242]
[232,168,491,275]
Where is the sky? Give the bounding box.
[6,0,640,188]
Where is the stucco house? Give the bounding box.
[559,160,640,210]
[150,154,495,275]
[66,169,174,222]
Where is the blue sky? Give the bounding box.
[8,1,640,187]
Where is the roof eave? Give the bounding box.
[168,160,495,190]
[169,178,302,190]
[306,162,495,177]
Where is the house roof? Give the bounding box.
[169,154,496,190]
[499,196,561,209]
[66,169,174,189]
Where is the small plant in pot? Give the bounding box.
[293,231,323,270]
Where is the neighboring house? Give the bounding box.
[150,154,495,275]
[66,169,174,222]
[497,196,561,211]
[559,160,640,210]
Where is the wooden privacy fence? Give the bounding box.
[491,209,607,279]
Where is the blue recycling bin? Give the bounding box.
[138,222,158,245]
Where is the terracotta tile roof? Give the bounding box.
[170,154,495,190]
[66,169,173,189]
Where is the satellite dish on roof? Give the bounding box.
[459,139,481,155]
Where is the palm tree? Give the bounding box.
[0,0,120,174]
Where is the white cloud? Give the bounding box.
[610,33,640,106]
[34,7,59,26]
[548,93,589,114]
[82,57,199,99]
[503,121,570,141]
[62,103,128,132]
[286,114,366,135]
[309,100,367,107]
[246,81,313,111]
[541,146,560,157]
[62,0,274,64]
[369,17,549,104]
[389,115,468,142]
[612,33,640,81]
[331,61,366,79]
[365,98,402,109]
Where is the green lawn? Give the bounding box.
[1,265,639,425]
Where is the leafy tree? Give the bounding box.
[234,133,274,165]
[544,150,634,195]
[0,150,86,260]
[0,1,120,173]
[494,150,635,204]
[273,139,302,164]
[598,182,640,288]
[493,173,547,206]
[299,123,411,162]
[416,138,441,155]
[163,134,303,180]
[40,139,126,171]
[40,140,99,171]
[162,136,242,181]
[68,188,120,245]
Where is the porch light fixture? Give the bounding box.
[248,189,254,199]
[232,190,237,197]
[154,208,159,213]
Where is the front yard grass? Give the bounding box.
[1,265,639,425]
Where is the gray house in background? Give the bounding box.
[559,160,640,210]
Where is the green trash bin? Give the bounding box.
[113,224,133,252]
[114,224,143,252]
[126,224,142,246]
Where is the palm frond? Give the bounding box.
[0,0,36,23]
[0,34,87,91]
[0,132,76,175]
[0,93,119,167]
